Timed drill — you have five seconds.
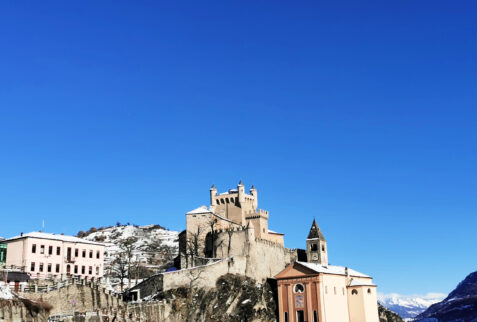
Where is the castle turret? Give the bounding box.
[250,185,258,210]
[238,180,245,204]
[306,219,328,265]
[210,184,217,206]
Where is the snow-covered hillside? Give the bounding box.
[81,224,179,280]
[415,271,477,321]
[378,293,446,320]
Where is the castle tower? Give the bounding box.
[250,185,258,210]
[306,219,328,265]
[210,184,217,206]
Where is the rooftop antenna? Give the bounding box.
[42,219,45,232]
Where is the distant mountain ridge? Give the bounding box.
[415,271,477,322]
[378,293,445,320]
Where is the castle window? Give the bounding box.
[368,288,372,294]
[352,289,358,295]
[221,199,225,204]
[225,198,229,203]
[294,283,305,293]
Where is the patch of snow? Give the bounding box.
[0,283,14,300]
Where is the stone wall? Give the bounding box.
[214,227,297,281]
[0,298,51,322]
[19,283,123,316]
[162,257,246,290]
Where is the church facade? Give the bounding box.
[274,221,379,322]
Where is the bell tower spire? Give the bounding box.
[306,219,328,265]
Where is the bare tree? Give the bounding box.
[119,236,138,288]
[186,226,203,268]
[112,252,128,292]
[226,224,235,257]
[184,266,205,321]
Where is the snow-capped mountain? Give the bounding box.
[415,271,477,322]
[378,293,446,320]
[80,224,179,285]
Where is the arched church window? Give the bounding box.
[322,245,325,252]
[368,288,372,294]
[351,289,358,295]
[311,244,318,251]
[294,283,305,293]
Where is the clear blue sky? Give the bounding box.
[1,1,476,295]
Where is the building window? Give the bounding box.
[89,250,93,258]
[89,266,92,275]
[74,265,78,274]
[313,311,318,322]
[56,247,61,255]
[32,244,36,253]
[334,286,337,295]
[75,248,79,257]
[342,287,345,295]
[31,262,35,271]
[96,251,100,259]
[352,289,358,295]
[82,250,86,258]
[56,264,60,273]
[284,312,288,322]
[325,286,328,294]
[39,263,44,272]
[47,263,52,273]
[322,245,325,252]
[40,245,45,254]
[368,288,372,294]
[294,283,305,293]
[48,246,53,255]
[81,266,85,274]
[96,267,99,275]
[311,244,318,251]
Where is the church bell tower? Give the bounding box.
[306,219,328,266]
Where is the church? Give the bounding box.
[274,220,380,322]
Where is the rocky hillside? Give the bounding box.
[378,293,445,320]
[150,274,277,322]
[379,303,404,322]
[415,271,477,322]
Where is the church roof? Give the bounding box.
[296,261,371,278]
[348,278,376,287]
[307,219,326,241]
